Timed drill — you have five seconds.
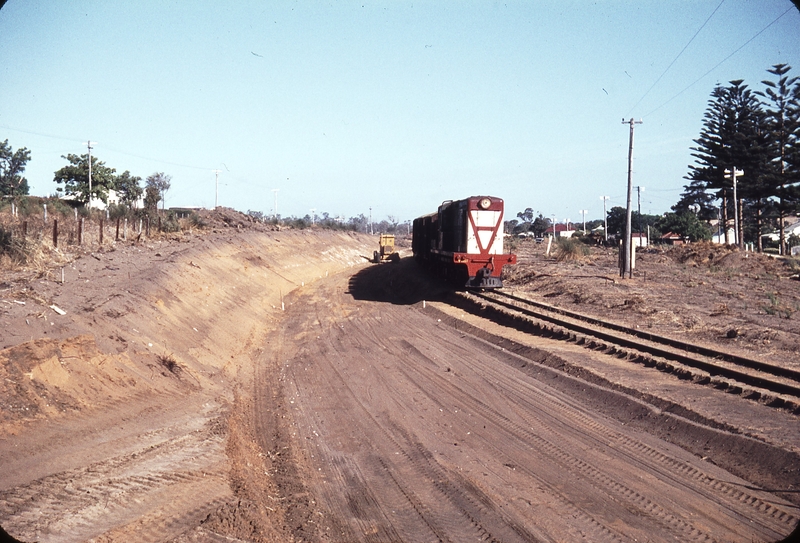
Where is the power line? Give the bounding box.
[101,144,213,171]
[0,123,85,145]
[642,5,795,119]
[627,0,726,117]
[0,123,213,171]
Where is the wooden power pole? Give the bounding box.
[621,118,642,278]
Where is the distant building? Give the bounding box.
[711,228,736,245]
[631,232,648,248]
[661,231,684,245]
[545,223,576,238]
[65,189,144,210]
[169,207,203,219]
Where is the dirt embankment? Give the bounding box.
[0,225,374,542]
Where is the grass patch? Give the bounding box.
[554,237,589,262]
[764,292,794,319]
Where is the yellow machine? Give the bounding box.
[373,234,399,263]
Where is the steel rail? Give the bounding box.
[469,290,800,399]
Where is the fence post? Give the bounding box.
[44,204,48,224]
[146,217,150,237]
[53,219,58,248]
[116,217,120,241]
[99,219,104,245]
[22,221,28,237]
[123,218,128,240]
[78,217,84,245]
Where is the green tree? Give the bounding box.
[757,64,800,254]
[605,206,627,239]
[144,185,161,211]
[145,172,172,211]
[504,219,519,233]
[605,206,660,239]
[531,215,549,237]
[513,208,549,236]
[685,80,771,246]
[516,208,535,224]
[656,212,712,242]
[115,170,143,208]
[0,139,31,196]
[53,153,117,204]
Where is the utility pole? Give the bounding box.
[725,168,744,248]
[212,169,222,208]
[87,141,95,208]
[369,207,373,235]
[272,189,279,219]
[579,210,588,234]
[621,118,642,278]
[551,214,556,238]
[601,196,610,242]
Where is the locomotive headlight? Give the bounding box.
[478,197,491,209]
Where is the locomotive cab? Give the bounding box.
[413,196,516,289]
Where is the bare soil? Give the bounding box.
[1,218,798,542]
[506,238,800,368]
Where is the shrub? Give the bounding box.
[161,212,181,233]
[555,237,589,261]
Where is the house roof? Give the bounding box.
[545,224,576,234]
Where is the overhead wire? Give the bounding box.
[2,122,280,209]
[1,123,215,172]
[641,5,795,119]
[626,0,727,117]
[0,123,85,146]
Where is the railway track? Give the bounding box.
[454,289,800,413]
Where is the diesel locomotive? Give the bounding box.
[412,196,517,288]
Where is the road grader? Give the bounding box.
[373,234,400,263]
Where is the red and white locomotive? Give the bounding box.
[412,196,517,288]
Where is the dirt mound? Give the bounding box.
[196,207,270,231]
[666,242,787,276]
[666,241,735,266]
[0,335,191,435]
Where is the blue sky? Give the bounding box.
[1,1,799,225]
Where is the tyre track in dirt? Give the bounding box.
[451,338,798,538]
[264,263,796,542]
[0,395,229,542]
[400,313,795,541]
[394,332,746,543]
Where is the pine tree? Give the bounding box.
[758,64,800,254]
[685,81,770,247]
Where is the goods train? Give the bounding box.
[412,196,517,288]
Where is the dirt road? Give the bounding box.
[1,228,798,542]
[223,259,796,542]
